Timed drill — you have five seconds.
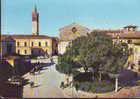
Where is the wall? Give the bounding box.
[2,41,16,56]
[58,41,70,55]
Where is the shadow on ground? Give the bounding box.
[119,69,140,87]
[0,59,34,98]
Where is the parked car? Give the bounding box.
[8,75,23,86]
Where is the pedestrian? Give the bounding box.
[30,81,34,88]
[95,95,98,98]
[66,77,69,85]
[50,57,54,63]
[60,81,64,89]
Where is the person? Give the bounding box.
[95,95,98,98]
[138,67,140,73]
[66,78,69,85]
[60,81,64,89]
[30,81,34,88]
[50,57,54,63]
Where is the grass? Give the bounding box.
[73,79,114,93]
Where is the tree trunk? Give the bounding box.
[115,77,118,92]
[108,73,119,92]
[83,66,88,72]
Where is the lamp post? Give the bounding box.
[108,73,119,92]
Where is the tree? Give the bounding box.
[56,31,129,91]
[107,42,128,92]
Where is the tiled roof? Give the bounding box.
[92,30,140,39]
[112,32,140,39]
[1,35,15,41]
[93,29,121,33]
[1,35,52,40]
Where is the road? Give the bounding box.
[23,57,77,98]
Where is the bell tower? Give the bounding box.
[32,5,39,35]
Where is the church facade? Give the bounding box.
[58,23,90,54]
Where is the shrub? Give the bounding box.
[73,80,114,93]
[73,72,93,82]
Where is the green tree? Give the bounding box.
[56,31,129,91]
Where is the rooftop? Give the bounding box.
[92,29,140,39]
[59,23,90,41]
[1,34,53,41]
[123,25,138,28]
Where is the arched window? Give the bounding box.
[24,42,27,47]
[46,42,48,46]
[24,50,27,54]
[17,42,20,46]
[31,50,34,54]
[39,42,41,46]
[32,42,34,46]
[18,50,20,54]
[138,61,140,65]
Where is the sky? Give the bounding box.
[1,0,140,37]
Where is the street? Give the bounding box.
[23,57,77,98]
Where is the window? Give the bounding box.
[17,50,20,54]
[46,42,48,46]
[32,42,34,46]
[24,50,27,54]
[24,42,27,47]
[138,61,140,65]
[17,42,20,46]
[127,40,132,44]
[72,27,77,33]
[39,42,41,47]
[31,50,34,54]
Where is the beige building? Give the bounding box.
[1,5,58,58]
[58,23,90,54]
[1,35,58,57]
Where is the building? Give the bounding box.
[58,24,140,70]
[1,5,58,57]
[58,23,90,54]
[1,35,55,56]
[93,25,140,70]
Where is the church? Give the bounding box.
[1,6,58,58]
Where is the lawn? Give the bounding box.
[73,79,114,93]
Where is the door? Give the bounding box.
[7,43,12,55]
